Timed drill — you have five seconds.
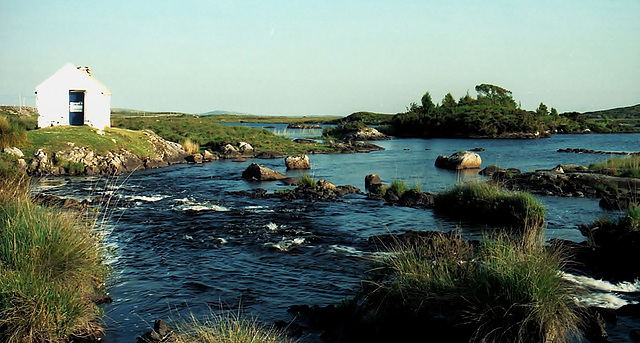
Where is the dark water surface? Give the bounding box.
[34,132,640,342]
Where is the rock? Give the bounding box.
[202,150,217,161]
[317,179,336,191]
[631,330,640,341]
[285,154,311,170]
[3,147,24,157]
[365,174,382,190]
[255,151,284,159]
[136,319,173,343]
[16,159,27,170]
[479,165,522,178]
[435,151,482,170]
[232,157,246,162]
[281,177,299,186]
[397,190,434,208]
[221,143,239,155]
[241,163,287,181]
[238,142,254,154]
[344,127,390,141]
[470,147,485,152]
[186,153,203,164]
[141,129,190,164]
[552,165,565,173]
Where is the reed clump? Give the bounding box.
[172,311,294,343]
[589,155,640,178]
[369,232,581,343]
[298,173,317,189]
[182,138,200,154]
[0,168,108,342]
[433,181,546,244]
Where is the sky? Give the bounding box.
[1,0,639,115]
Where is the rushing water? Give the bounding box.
[33,130,640,342]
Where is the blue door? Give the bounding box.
[69,91,85,125]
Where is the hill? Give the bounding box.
[583,104,640,119]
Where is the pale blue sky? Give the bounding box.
[1,0,638,115]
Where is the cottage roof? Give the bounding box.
[35,62,111,95]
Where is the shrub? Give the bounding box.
[0,173,107,342]
[173,311,294,343]
[589,156,640,178]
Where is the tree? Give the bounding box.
[536,102,549,116]
[474,84,517,109]
[458,91,476,106]
[421,92,435,114]
[550,107,559,117]
[442,93,457,111]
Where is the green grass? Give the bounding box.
[389,179,409,197]
[433,181,546,243]
[112,115,335,155]
[369,233,581,343]
[0,115,28,150]
[298,173,317,189]
[24,126,158,159]
[172,311,295,343]
[0,170,108,342]
[588,155,640,178]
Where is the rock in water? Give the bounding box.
[242,163,287,181]
[435,151,482,170]
[285,154,311,170]
[364,174,382,190]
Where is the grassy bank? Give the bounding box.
[24,126,159,159]
[0,169,108,342]
[588,155,640,178]
[112,114,334,154]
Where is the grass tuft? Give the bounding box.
[182,138,200,154]
[0,170,108,342]
[172,311,295,343]
[298,173,317,189]
[589,155,640,178]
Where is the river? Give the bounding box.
[33,129,640,342]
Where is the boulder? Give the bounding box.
[238,142,254,154]
[202,150,217,162]
[255,151,284,159]
[241,163,287,181]
[435,151,482,170]
[285,154,311,170]
[221,143,239,155]
[364,174,382,190]
[3,147,24,157]
[397,190,434,208]
[186,154,203,164]
[317,179,336,191]
[344,127,390,141]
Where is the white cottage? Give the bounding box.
[35,63,111,129]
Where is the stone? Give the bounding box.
[434,151,482,170]
[186,153,203,164]
[241,163,287,181]
[238,142,254,154]
[16,159,27,170]
[221,143,239,155]
[285,154,311,170]
[255,151,283,159]
[343,127,391,141]
[202,150,217,161]
[397,189,434,208]
[317,179,336,191]
[365,174,382,190]
[3,147,24,157]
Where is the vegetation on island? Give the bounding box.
[588,155,640,178]
[381,84,638,138]
[0,169,108,342]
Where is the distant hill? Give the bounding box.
[583,104,640,119]
[201,110,249,115]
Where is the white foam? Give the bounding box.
[128,195,168,202]
[265,222,279,231]
[562,273,640,293]
[562,272,640,309]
